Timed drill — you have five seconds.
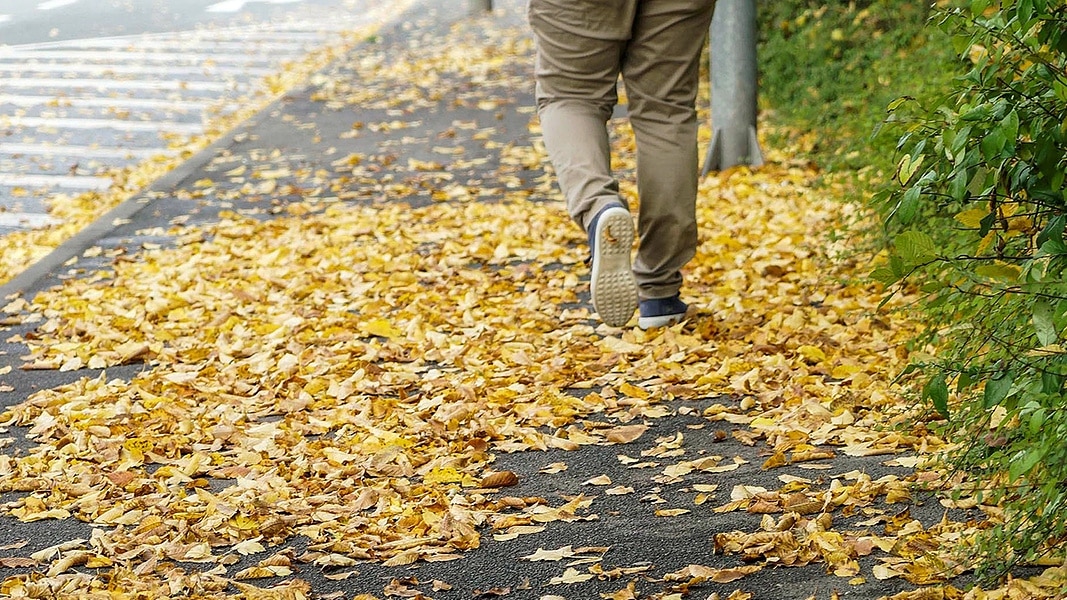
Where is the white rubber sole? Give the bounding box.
[637,311,687,330]
[590,206,638,327]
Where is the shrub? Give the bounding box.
[879,0,1067,578]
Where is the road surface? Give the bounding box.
[0,0,392,233]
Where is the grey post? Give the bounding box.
[702,0,764,174]
[468,0,493,14]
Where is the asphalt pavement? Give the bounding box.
[0,2,949,598]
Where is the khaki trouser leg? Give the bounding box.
[528,3,628,232]
[529,0,715,297]
[624,0,716,300]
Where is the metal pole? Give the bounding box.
[469,0,492,14]
[702,0,764,174]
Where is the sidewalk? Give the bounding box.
[0,2,1002,599]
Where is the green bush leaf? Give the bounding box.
[975,262,1023,282]
[896,186,923,224]
[984,371,1014,408]
[894,230,938,264]
[1009,446,1045,481]
[1036,214,1065,248]
[1033,299,1057,346]
[981,128,1008,160]
[924,374,951,417]
[1027,406,1046,437]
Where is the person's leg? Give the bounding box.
[529,1,640,326]
[527,0,628,231]
[622,0,716,302]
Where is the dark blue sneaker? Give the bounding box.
[588,204,637,327]
[638,295,688,330]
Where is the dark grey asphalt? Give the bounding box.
[0,2,954,598]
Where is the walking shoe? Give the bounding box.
[588,204,638,327]
[638,295,688,330]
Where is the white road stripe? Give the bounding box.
[0,27,334,52]
[207,0,302,13]
[55,38,315,53]
[0,212,61,229]
[0,173,111,191]
[0,78,233,93]
[38,0,80,9]
[0,95,214,112]
[1,143,175,159]
[190,30,329,42]
[0,50,278,65]
[0,62,274,77]
[4,116,204,135]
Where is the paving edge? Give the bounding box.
[0,0,443,303]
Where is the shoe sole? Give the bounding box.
[637,312,686,330]
[590,207,637,327]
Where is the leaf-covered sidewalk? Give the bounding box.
[0,2,1064,599]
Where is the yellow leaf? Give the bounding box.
[361,318,401,339]
[601,337,644,354]
[873,563,901,580]
[655,508,691,517]
[831,365,863,380]
[522,546,575,561]
[123,438,152,461]
[955,208,989,228]
[549,567,594,585]
[618,382,650,399]
[796,345,827,363]
[424,467,464,484]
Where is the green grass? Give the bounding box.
[756,1,960,173]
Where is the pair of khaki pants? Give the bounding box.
[528,0,716,301]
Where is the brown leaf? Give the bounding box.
[480,470,519,488]
[711,565,762,583]
[604,424,648,444]
[0,557,37,568]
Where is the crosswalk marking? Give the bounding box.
[45,38,316,53]
[0,174,112,191]
[207,0,302,13]
[0,78,234,93]
[0,95,211,112]
[0,1,410,234]
[0,62,274,77]
[3,116,205,135]
[0,213,61,230]
[1,143,176,160]
[37,0,81,9]
[0,50,276,65]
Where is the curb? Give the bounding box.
[0,129,237,301]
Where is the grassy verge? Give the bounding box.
[756,0,958,175]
